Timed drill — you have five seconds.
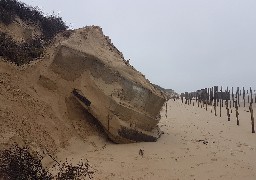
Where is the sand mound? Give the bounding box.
[1,19,165,155]
[0,6,166,177]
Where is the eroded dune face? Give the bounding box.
[49,26,166,143]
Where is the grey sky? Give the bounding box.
[22,0,256,93]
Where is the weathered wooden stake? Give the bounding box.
[243,87,245,107]
[249,102,255,133]
[229,94,232,109]
[232,87,234,107]
[250,87,252,103]
[214,101,217,116]
[220,99,222,117]
[237,87,240,107]
[235,100,239,126]
[226,100,230,121]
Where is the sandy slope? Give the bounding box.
[43,99,256,180]
[1,58,255,179]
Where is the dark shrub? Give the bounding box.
[0,145,95,180]
[0,145,52,180]
[0,0,68,65]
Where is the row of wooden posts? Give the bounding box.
[180,86,255,133]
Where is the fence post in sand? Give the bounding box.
[235,100,239,126]
[220,86,222,106]
[229,90,232,109]
[232,87,234,107]
[250,87,253,103]
[250,87,252,99]
[243,87,245,107]
[226,100,230,121]
[249,102,255,133]
[214,100,217,116]
[220,99,222,117]
[237,87,240,107]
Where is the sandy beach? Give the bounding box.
[43,99,256,180]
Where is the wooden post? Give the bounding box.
[249,102,255,133]
[214,100,217,116]
[243,87,245,107]
[235,100,239,126]
[229,90,232,109]
[232,87,234,107]
[221,86,223,107]
[226,100,230,121]
[220,99,222,117]
[250,87,252,103]
[237,87,240,107]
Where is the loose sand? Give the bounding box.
[43,99,256,180]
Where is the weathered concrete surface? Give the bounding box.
[50,26,166,143]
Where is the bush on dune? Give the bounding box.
[0,0,68,65]
[0,145,94,180]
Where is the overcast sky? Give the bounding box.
[22,0,256,93]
